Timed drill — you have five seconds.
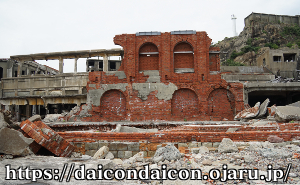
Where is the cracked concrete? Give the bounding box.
[132,83,177,101]
[87,83,128,106]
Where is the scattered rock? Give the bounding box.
[153,155,164,163]
[153,144,181,161]
[234,102,260,120]
[0,127,34,155]
[113,158,123,166]
[93,146,109,159]
[105,152,114,160]
[267,135,284,143]
[124,151,144,164]
[218,138,238,153]
[198,146,209,154]
[202,159,212,166]
[259,148,293,158]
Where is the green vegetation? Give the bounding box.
[287,42,293,48]
[281,24,300,36]
[222,59,245,66]
[264,43,279,49]
[262,30,267,34]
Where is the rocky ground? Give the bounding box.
[1,138,300,185]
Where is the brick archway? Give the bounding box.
[208,88,235,120]
[171,88,199,116]
[139,43,159,71]
[100,90,126,116]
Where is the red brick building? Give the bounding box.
[83,31,244,122]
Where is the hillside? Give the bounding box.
[215,20,300,66]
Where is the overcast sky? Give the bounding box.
[1,0,300,72]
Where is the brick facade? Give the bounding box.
[80,31,244,122]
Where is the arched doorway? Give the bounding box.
[208,89,235,120]
[100,90,126,116]
[171,89,198,116]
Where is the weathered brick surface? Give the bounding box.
[20,120,75,157]
[80,31,244,122]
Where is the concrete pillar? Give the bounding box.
[26,104,31,119]
[86,60,89,72]
[103,54,109,72]
[5,105,9,111]
[16,105,20,122]
[74,58,78,73]
[32,105,36,116]
[94,61,99,71]
[59,57,64,74]
[17,61,24,77]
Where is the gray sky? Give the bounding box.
[1,0,299,72]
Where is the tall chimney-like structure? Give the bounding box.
[231,14,237,37]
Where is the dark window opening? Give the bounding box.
[22,70,25,75]
[14,71,17,77]
[263,58,266,66]
[88,61,94,68]
[0,67,3,80]
[109,62,116,71]
[273,56,281,62]
[99,62,103,71]
[283,53,296,62]
[31,71,35,75]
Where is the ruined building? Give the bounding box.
[81,31,244,122]
[0,31,245,121]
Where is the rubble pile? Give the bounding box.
[1,139,300,184]
[269,76,299,83]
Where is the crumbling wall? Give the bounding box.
[73,32,244,122]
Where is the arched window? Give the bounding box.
[174,42,194,73]
[139,43,159,71]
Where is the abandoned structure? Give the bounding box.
[244,12,300,27]
[82,31,244,121]
[256,47,300,78]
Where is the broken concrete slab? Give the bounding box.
[234,102,260,120]
[43,114,62,122]
[288,101,300,108]
[28,115,42,122]
[20,120,75,157]
[113,124,158,133]
[0,127,34,155]
[257,98,270,118]
[275,106,300,122]
[93,146,109,159]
